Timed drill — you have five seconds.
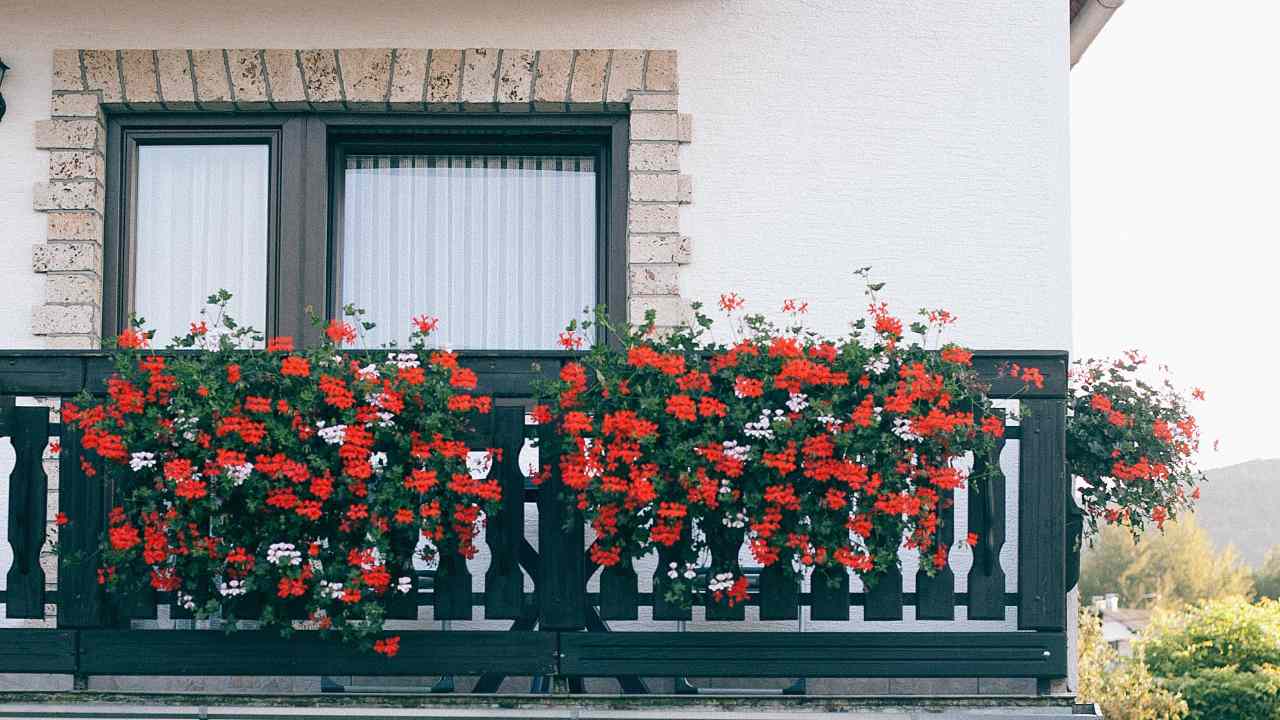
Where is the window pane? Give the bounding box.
[341,154,597,349]
[133,144,270,342]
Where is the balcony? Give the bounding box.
[0,348,1074,693]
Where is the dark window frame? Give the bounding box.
[104,113,629,347]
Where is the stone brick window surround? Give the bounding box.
[32,49,692,347]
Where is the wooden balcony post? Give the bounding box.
[1017,398,1068,631]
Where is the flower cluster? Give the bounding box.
[1067,351,1205,535]
[539,275,1003,607]
[67,291,496,654]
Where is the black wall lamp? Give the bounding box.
[0,57,9,123]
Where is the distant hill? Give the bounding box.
[1194,458,1280,567]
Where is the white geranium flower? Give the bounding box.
[129,451,156,472]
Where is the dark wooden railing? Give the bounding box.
[0,349,1074,690]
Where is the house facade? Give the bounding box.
[0,0,1096,707]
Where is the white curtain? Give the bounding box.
[134,145,270,343]
[341,154,597,349]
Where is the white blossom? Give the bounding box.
[396,576,414,594]
[317,423,347,445]
[370,452,388,474]
[226,463,254,486]
[892,417,922,442]
[786,393,809,413]
[267,542,302,566]
[129,451,156,472]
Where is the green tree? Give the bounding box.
[1253,546,1280,600]
[1077,608,1187,720]
[1080,515,1253,609]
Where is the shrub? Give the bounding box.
[1142,596,1280,676]
[1163,667,1280,720]
[1077,608,1188,720]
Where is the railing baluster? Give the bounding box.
[5,404,49,619]
[758,563,798,621]
[863,567,903,622]
[916,484,956,620]
[704,527,746,621]
[1017,399,1068,631]
[433,552,473,621]
[598,562,639,621]
[56,416,109,627]
[536,392,586,630]
[484,406,526,619]
[652,543,692,621]
[810,565,850,621]
[967,421,1007,621]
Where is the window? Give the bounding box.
[132,144,271,342]
[105,115,628,349]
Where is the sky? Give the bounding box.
[1071,1,1280,470]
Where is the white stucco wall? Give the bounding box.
[0,0,1070,350]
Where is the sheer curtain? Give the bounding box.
[133,144,270,342]
[341,154,597,349]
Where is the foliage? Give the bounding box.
[1077,608,1188,720]
[65,293,497,654]
[1255,546,1280,600]
[1162,667,1280,720]
[1079,517,1253,609]
[537,274,1006,607]
[1142,596,1280,676]
[1067,352,1205,538]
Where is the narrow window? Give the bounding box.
[131,144,270,341]
[338,153,598,349]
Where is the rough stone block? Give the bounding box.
[569,49,609,106]
[48,151,104,181]
[460,48,498,107]
[629,264,679,295]
[34,119,99,150]
[388,48,428,109]
[628,295,684,327]
[606,49,645,104]
[32,304,96,336]
[533,50,572,110]
[82,50,122,104]
[118,50,160,106]
[629,173,679,202]
[52,49,85,92]
[227,49,271,109]
[339,48,392,109]
[33,242,100,274]
[496,49,534,110]
[628,203,679,234]
[426,49,462,109]
[630,112,680,141]
[677,175,693,204]
[628,234,690,264]
[628,143,679,172]
[263,49,307,110]
[46,335,98,350]
[645,50,677,92]
[191,49,233,109]
[155,49,197,109]
[299,49,343,109]
[45,274,98,305]
[630,92,678,111]
[46,212,103,242]
[51,93,101,118]
[33,181,103,214]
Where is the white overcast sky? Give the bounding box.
[1071,1,1280,469]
